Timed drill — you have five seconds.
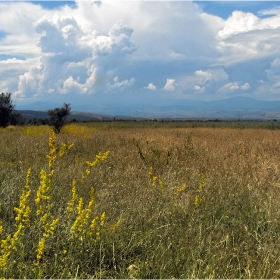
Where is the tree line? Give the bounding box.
[0,92,71,133]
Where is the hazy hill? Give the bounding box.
[18,110,115,121]
[16,97,280,121]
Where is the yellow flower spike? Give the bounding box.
[48,169,55,178]
[14,168,32,226]
[86,169,91,175]
[148,166,153,178]
[88,217,98,238]
[48,129,56,155]
[175,183,187,197]
[152,176,157,187]
[43,218,59,238]
[194,195,199,207]
[25,168,31,190]
[194,173,206,207]
[86,151,110,167]
[49,218,59,232]
[68,143,75,150]
[88,187,95,208]
[85,187,95,222]
[159,180,164,193]
[40,213,50,225]
[0,167,35,271]
[0,252,10,270]
[36,237,46,262]
[86,161,96,168]
[71,197,88,238]
[14,191,31,225]
[100,212,106,227]
[67,179,78,215]
[0,220,3,235]
[71,187,98,241]
[35,169,51,211]
[59,143,67,157]
[77,198,84,215]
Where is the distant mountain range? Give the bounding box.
[18,110,120,122]
[16,96,280,121]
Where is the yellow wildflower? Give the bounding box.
[14,168,32,225]
[176,183,187,196]
[59,142,74,157]
[67,179,78,215]
[100,212,106,227]
[43,218,59,238]
[68,143,75,149]
[152,176,157,187]
[59,143,67,157]
[86,151,110,167]
[88,217,98,239]
[148,166,153,178]
[35,169,51,215]
[48,129,56,155]
[194,173,206,207]
[71,198,87,238]
[36,237,46,262]
[87,187,95,213]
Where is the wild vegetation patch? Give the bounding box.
[1,123,280,278]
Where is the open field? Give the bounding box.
[1,122,280,278]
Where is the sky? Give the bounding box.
[1,0,280,112]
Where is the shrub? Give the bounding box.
[48,103,71,133]
[10,111,26,126]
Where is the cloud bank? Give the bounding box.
[0,1,280,109]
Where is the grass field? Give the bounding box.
[1,122,280,278]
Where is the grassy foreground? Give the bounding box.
[1,122,280,278]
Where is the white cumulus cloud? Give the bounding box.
[241,83,250,90]
[145,83,156,90]
[217,9,280,65]
[164,79,176,91]
[107,76,135,92]
[14,12,137,98]
[218,82,240,92]
[194,85,205,93]
[195,70,212,80]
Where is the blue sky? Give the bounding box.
[1,0,280,111]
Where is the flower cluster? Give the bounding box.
[0,168,32,271]
[148,166,164,193]
[85,151,110,172]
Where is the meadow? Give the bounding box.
[1,121,280,278]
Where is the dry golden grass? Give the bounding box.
[1,123,280,278]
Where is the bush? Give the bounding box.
[47,103,71,133]
[10,111,26,126]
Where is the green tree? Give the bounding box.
[10,111,26,126]
[0,92,15,128]
[48,103,71,133]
